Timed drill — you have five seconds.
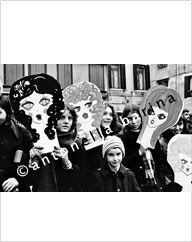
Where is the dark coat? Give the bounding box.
[92,163,141,192]
[117,129,170,192]
[0,119,33,191]
[55,139,87,192]
[32,138,87,192]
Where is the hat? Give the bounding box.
[0,95,12,122]
[102,136,125,158]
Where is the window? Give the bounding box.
[4,64,24,86]
[28,64,47,75]
[89,64,104,91]
[133,64,150,90]
[184,75,192,98]
[157,64,168,69]
[57,64,72,89]
[157,78,169,87]
[108,64,126,89]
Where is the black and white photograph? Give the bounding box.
[0,1,191,241]
[0,64,192,193]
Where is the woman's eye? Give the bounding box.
[85,102,92,108]
[158,114,166,120]
[39,98,50,106]
[74,106,81,112]
[21,102,34,110]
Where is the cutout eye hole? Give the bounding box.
[39,98,50,106]
[21,101,34,110]
[148,109,155,115]
[74,106,81,112]
[157,113,166,120]
[85,102,92,108]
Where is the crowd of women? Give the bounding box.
[0,91,192,192]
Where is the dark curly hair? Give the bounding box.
[10,73,64,142]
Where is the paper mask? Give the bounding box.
[167,134,192,192]
[62,81,104,149]
[10,74,64,154]
[137,85,183,149]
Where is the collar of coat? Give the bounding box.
[100,163,129,178]
[9,119,20,140]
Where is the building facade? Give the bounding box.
[0,64,191,112]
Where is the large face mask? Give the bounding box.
[147,106,168,128]
[167,134,192,192]
[10,74,64,154]
[19,92,53,124]
[137,85,183,149]
[63,81,104,149]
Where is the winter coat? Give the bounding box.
[32,131,87,192]
[92,163,141,192]
[55,138,87,192]
[0,119,33,191]
[117,129,170,192]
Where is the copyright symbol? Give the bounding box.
[17,165,28,177]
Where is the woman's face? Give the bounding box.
[170,119,184,135]
[57,109,73,133]
[101,106,113,128]
[19,91,53,124]
[127,112,142,132]
[0,107,7,126]
[148,106,168,128]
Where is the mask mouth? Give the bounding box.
[36,114,42,121]
[82,113,88,119]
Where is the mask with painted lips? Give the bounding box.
[19,92,53,125]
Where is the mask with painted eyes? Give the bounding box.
[137,85,183,149]
[63,81,104,149]
[179,153,192,176]
[20,92,53,124]
[71,98,98,129]
[167,134,192,192]
[148,106,168,128]
[10,73,64,154]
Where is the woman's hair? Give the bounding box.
[102,103,122,135]
[139,86,183,148]
[10,73,64,142]
[162,116,188,140]
[0,95,12,123]
[58,105,78,139]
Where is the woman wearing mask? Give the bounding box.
[117,104,169,192]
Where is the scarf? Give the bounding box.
[57,130,76,147]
